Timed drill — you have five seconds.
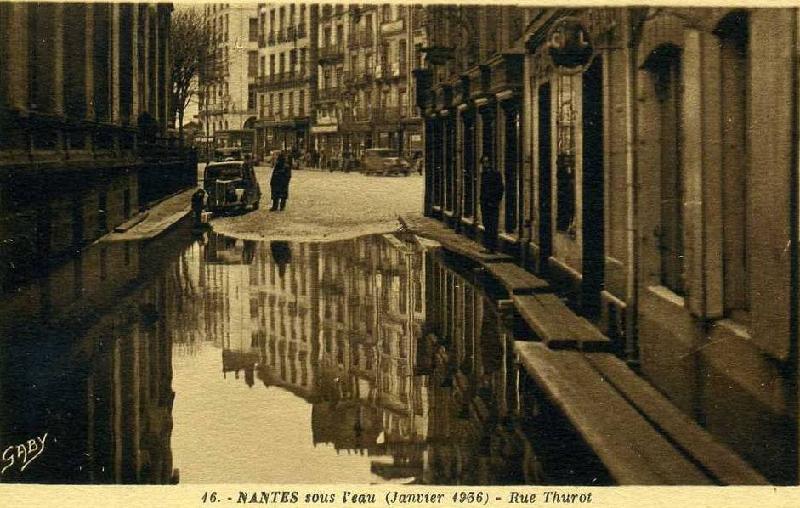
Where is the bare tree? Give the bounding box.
[170,7,218,144]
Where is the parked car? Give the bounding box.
[203,160,261,213]
[361,149,412,176]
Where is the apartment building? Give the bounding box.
[198,3,260,146]
[309,4,427,168]
[255,3,319,158]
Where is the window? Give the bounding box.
[382,4,391,22]
[269,93,274,116]
[300,48,307,74]
[249,18,259,42]
[269,54,275,76]
[289,91,294,116]
[278,93,283,117]
[399,39,407,74]
[299,90,305,116]
[646,45,684,295]
[279,53,285,74]
[715,11,750,319]
[248,51,258,77]
[260,56,265,76]
[248,84,256,111]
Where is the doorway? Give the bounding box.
[581,57,605,317]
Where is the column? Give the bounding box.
[52,4,65,116]
[131,5,139,118]
[85,4,95,121]
[111,4,121,124]
[3,4,29,111]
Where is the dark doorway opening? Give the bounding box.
[503,103,520,234]
[463,113,476,218]
[581,57,605,318]
[537,82,553,269]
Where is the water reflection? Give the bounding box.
[0,226,194,483]
[1,228,606,485]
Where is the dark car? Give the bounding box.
[203,160,261,213]
[361,148,411,176]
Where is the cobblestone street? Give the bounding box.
[209,167,424,241]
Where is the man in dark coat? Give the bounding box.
[479,154,504,253]
[269,152,292,211]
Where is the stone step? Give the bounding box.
[513,341,712,485]
[583,352,769,485]
[513,294,611,351]
[484,262,551,295]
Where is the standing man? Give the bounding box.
[479,154,504,253]
[270,152,293,211]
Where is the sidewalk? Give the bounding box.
[105,188,196,242]
[399,212,767,485]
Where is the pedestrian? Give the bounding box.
[269,152,292,211]
[191,187,206,227]
[479,154,503,253]
[270,241,292,278]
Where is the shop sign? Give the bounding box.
[547,17,594,72]
[311,125,338,134]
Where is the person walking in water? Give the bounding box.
[270,152,292,211]
[479,154,504,254]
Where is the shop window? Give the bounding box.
[715,12,750,321]
[646,45,685,295]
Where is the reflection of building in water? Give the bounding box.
[418,251,546,486]
[0,227,193,483]
[199,233,429,478]
[196,234,319,397]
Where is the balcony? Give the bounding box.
[267,32,276,46]
[258,71,309,91]
[349,29,374,49]
[375,106,406,123]
[316,86,341,102]
[319,43,345,64]
[380,18,404,36]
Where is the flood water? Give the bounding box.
[0,224,608,485]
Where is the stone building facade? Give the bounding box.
[417,6,800,483]
[308,4,426,168]
[198,3,260,143]
[0,3,193,291]
[255,2,318,157]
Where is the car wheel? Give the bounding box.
[252,200,260,210]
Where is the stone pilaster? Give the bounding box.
[5,4,29,111]
[52,4,65,116]
[85,4,95,121]
[111,4,121,124]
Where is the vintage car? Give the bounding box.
[361,148,412,176]
[203,160,261,213]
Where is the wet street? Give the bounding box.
[0,173,607,486]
